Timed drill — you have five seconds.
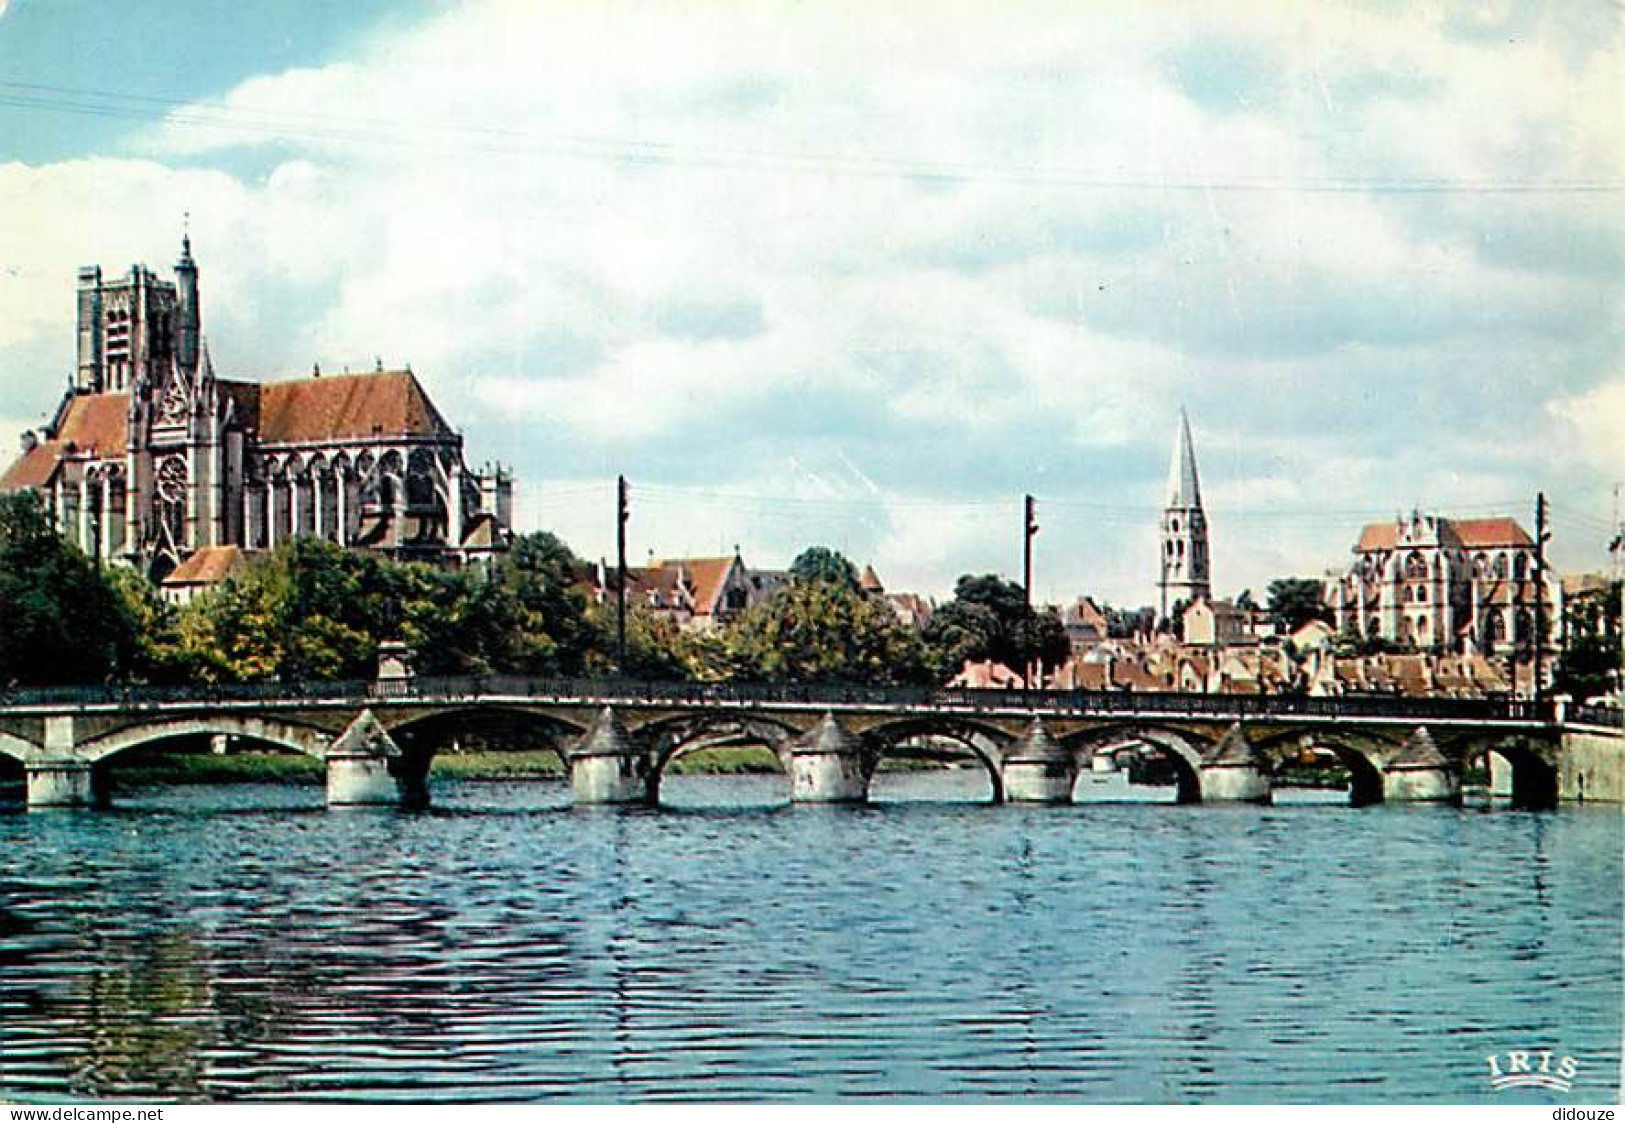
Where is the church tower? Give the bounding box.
[1158,410,1211,621]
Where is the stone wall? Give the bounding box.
[1558,727,1625,803]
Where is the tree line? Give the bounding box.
[3,491,1614,697]
[0,493,1069,689]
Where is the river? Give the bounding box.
[1,773,1620,1103]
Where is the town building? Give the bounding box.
[1325,511,1557,654]
[1182,596,1251,647]
[588,552,784,631]
[0,239,513,589]
[1158,411,1211,622]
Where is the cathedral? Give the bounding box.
[1327,511,1555,655]
[0,238,513,588]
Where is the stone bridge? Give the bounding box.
[0,675,1572,811]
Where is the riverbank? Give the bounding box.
[107,747,951,787]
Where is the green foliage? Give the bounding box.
[585,599,696,680]
[121,531,597,685]
[920,573,1070,680]
[1267,577,1331,633]
[1556,581,1621,701]
[789,546,860,590]
[0,492,139,686]
[719,577,930,685]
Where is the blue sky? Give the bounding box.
[0,0,1620,603]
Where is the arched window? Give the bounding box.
[1414,585,1427,603]
[1492,553,1508,579]
[1513,553,1528,581]
[1367,616,1381,638]
[1489,612,1507,644]
[1404,551,1428,580]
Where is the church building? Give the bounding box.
[0,238,513,587]
[1326,512,1556,655]
[1158,410,1211,622]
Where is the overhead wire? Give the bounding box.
[1,79,1621,194]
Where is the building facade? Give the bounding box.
[1158,410,1211,621]
[1326,512,1555,654]
[0,240,513,584]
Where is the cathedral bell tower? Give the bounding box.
[1158,410,1211,622]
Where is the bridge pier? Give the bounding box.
[1003,717,1074,804]
[568,707,653,805]
[1383,727,1460,804]
[25,762,104,809]
[326,709,422,808]
[789,713,868,803]
[1199,723,1272,804]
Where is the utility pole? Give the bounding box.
[1613,483,1623,704]
[1534,491,1550,708]
[1022,494,1038,607]
[1022,494,1039,689]
[616,475,629,674]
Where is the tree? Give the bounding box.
[1267,577,1330,633]
[488,531,594,675]
[719,579,930,685]
[0,492,139,686]
[585,599,694,680]
[921,573,1070,680]
[789,546,860,590]
[1555,581,1621,701]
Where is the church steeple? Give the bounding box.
[1158,409,1211,622]
[1167,408,1202,509]
[175,220,200,377]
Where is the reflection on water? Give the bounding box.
[0,777,1619,1103]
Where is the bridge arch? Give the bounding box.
[1470,736,1559,810]
[377,706,589,794]
[640,713,802,803]
[1250,730,1388,806]
[862,716,1011,803]
[1062,724,1209,804]
[77,716,334,765]
[0,730,36,765]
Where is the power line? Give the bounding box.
[2,79,1621,195]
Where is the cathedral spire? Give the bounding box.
[1166,408,1202,509]
[1158,410,1211,622]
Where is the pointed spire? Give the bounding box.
[1202,722,1262,767]
[1009,715,1068,761]
[1166,408,1202,509]
[576,706,633,756]
[1388,726,1450,770]
[330,709,400,759]
[795,711,862,755]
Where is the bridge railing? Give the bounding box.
[1568,703,1624,729]
[0,674,1554,724]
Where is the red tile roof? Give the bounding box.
[56,393,131,456]
[162,545,250,586]
[0,440,65,491]
[1355,515,1533,552]
[1450,517,1533,548]
[256,370,453,444]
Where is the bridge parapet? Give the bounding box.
[0,676,1557,728]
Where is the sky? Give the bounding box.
[0,0,1621,605]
